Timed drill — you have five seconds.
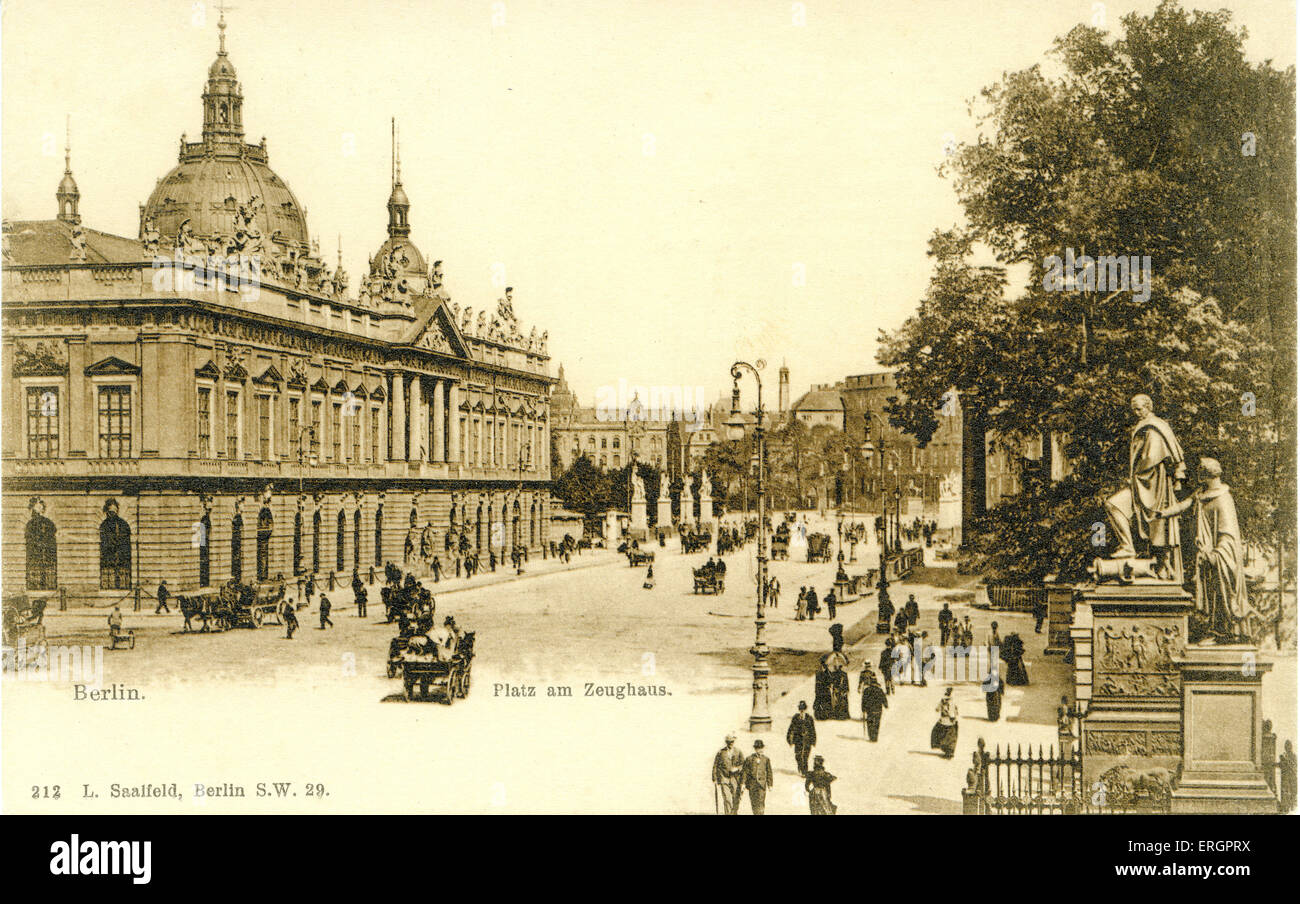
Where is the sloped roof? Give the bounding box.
[4,220,145,265]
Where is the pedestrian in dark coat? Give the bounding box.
[786,701,817,775]
[319,595,333,629]
[985,664,1005,721]
[741,740,773,815]
[825,589,837,620]
[878,642,896,694]
[155,580,171,614]
[283,600,299,639]
[355,585,368,618]
[859,670,888,741]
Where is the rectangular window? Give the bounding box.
[332,402,342,461]
[225,389,240,459]
[370,405,380,462]
[311,399,322,456]
[26,386,59,459]
[351,405,361,463]
[257,394,272,460]
[197,386,212,458]
[97,386,132,458]
[288,396,301,458]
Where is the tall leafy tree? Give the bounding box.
[881,1,1294,581]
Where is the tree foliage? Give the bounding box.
[880,1,1295,581]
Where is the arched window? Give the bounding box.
[373,505,384,567]
[99,502,132,590]
[293,512,303,575]
[336,510,346,572]
[312,511,322,573]
[199,513,211,587]
[256,507,273,582]
[230,514,244,582]
[25,508,57,590]
[353,509,361,570]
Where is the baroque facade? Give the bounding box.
[2,17,554,604]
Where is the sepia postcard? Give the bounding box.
[1,0,1297,833]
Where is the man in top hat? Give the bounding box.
[858,665,889,741]
[786,701,817,776]
[712,733,745,815]
[742,739,774,815]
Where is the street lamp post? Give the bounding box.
[724,360,770,732]
[515,441,532,573]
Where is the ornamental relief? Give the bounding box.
[1094,620,1184,673]
[1086,730,1182,757]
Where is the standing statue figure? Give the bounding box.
[701,470,713,499]
[631,470,646,503]
[1104,394,1186,580]
[1159,458,1255,643]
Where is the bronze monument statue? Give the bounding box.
[1103,394,1186,581]
[1159,458,1255,643]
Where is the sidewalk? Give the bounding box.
[38,548,626,618]
[723,581,1064,814]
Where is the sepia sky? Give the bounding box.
[2,0,1294,407]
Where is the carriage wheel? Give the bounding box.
[387,662,397,679]
[442,678,455,705]
[253,609,264,627]
[461,668,472,698]
[403,680,415,701]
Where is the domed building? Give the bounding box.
[2,13,556,605]
[139,14,325,286]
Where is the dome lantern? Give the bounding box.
[202,9,243,150]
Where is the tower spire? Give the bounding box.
[56,113,80,225]
[386,117,411,238]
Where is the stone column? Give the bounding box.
[413,377,428,462]
[432,378,445,462]
[391,372,406,461]
[447,382,461,463]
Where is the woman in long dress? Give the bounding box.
[805,756,837,814]
[930,687,959,758]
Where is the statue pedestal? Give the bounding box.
[1078,581,1191,785]
[1043,576,1076,657]
[630,499,648,540]
[679,490,694,526]
[1170,644,1277,814]
[656,497,672,529]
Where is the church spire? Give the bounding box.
[56,114,80,225]
[387,117,411,238]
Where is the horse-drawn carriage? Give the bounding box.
[681,530,711,554]
[693,564,725,595]
[2,593,48,669]
[771,523,791,560]
[627,546,655,566]
[398,630,476,703]
[178,579,286,632]
[806,533,832,563]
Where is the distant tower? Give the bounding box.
[56,115,80,225]
[387,118,411,239]
[778,361,790,414]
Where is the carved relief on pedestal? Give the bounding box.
[1085,729,1183,757]
[1092,618,1184,698]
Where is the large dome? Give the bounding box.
[140,12,310,253]
[142,149,309,250]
